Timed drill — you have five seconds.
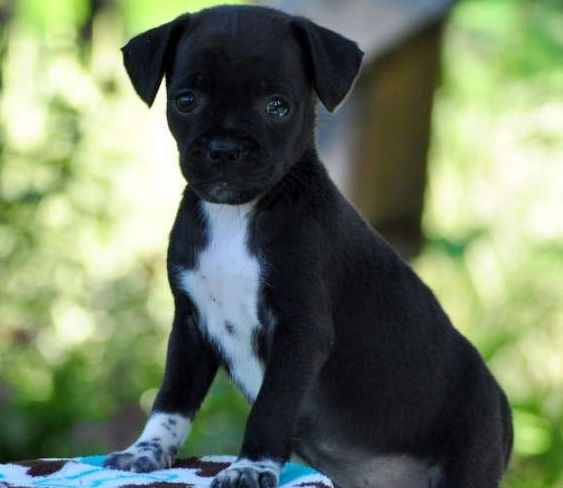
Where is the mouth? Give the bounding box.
[192,181,261,205]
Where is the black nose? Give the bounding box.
[207,137,242,163]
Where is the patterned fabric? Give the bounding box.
[0,455,333,488]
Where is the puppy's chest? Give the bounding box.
[178,202,267,401]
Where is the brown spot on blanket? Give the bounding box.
[297,482,332,488]
[173,457,231,477]
[17,459,68,476]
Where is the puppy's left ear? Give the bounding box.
[292,17,363,112]
[122,14,189,107]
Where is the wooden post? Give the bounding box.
[349,21,444,259]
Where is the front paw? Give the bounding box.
[104,442,176,472]
[211,459,280,488]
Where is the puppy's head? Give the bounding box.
[122,5,363,204]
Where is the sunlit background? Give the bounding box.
[0,0,562,487]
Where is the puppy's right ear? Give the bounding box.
[122,14,189,107]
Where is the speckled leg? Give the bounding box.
[104,412,191,472]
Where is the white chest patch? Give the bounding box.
[178,201,264,402]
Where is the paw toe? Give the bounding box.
[239,468,260,488]
[259,471,276,488]
[212,465,278,488]
[211,468,241,488]
[103,448,165,472]
[104,452,135,470]
[132,455,159,473]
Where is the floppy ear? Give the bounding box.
[121,14,189,107]
[292,18,364,112]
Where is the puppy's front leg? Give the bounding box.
[104,296,218,472]
[212,304,333,488]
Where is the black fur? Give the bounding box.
[111,5,512,487]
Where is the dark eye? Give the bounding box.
[265,96,290,119]
[175,92,197,113]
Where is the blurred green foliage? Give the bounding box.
[0,0,562,487]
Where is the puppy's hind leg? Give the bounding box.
[325,455,432,488]
[440,436,508,488]
[440,398,512,487]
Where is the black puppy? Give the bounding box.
[104,5,513,488]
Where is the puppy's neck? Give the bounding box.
[200,200,255,229]
[257,148,331,208]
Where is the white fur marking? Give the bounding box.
[109,412,191,470]
[136,412,191,450]
[179,201,264,401]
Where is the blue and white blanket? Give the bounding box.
[0,455,333,488]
